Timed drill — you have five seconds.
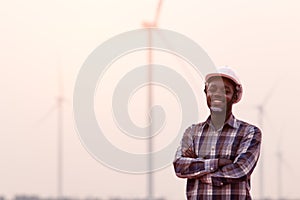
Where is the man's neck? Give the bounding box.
[210,111,232,130]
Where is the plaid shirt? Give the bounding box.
[173,115,261,200]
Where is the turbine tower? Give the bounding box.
[141,1,163,199]
[276,126,283,200]
[37,61,65,199]
[276,122,293,200]
[57,63,64,199]
[256,83,277,200]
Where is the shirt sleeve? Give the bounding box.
[173,125,219,179]
[211,126,262,186]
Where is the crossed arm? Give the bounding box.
[184,146,232,167]
[173,125,261,186]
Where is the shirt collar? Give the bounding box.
[204,114,239,129]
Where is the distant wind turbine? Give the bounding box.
[276,122,295,200]
[256,82,279,200]
[141,1,163,199]
[36,61,65,199]
[56,63,64,199]
[276,124,284,200]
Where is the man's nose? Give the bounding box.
[213,89,225,96]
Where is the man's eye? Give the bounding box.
[207,86,228,94]
[207,86,217,93]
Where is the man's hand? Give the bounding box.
[183,147,198,158]
[218,158,233,168]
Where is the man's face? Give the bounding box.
[206,77,235,113]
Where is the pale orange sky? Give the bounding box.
[1,0,300,199]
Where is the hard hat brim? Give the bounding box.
[205,73,241,86]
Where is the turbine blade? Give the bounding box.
[153,0,163,25]
[35,103,58,126]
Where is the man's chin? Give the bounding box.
[210,107,224,112]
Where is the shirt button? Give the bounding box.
[220,182,223,186]
[210,167,214,170]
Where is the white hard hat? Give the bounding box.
[205,66,243,103]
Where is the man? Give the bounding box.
[173,66,261,199]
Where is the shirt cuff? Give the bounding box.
[204,158,219,172]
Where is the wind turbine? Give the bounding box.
[36,61,65,199]
[57,63,64,199]
[141,1,163,199]
[276,124,284,200]
[256,83,278,200]
[276,122,296,200]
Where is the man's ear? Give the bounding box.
[204,84,208,94]
[232,93,238,103]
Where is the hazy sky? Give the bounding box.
[1,0,300,199]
